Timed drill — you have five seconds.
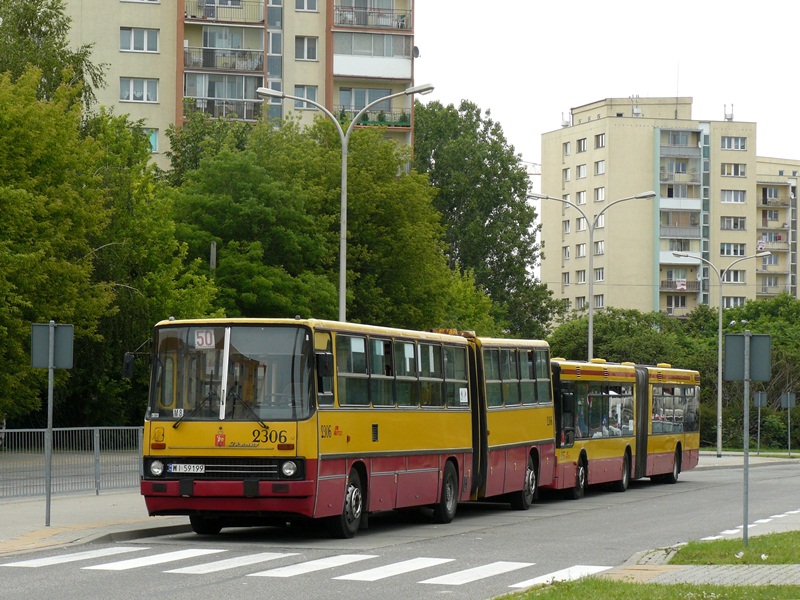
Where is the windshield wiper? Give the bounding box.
[227,386,268,430]
[173,371,217,429]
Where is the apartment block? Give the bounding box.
[65,0,419,168]
[540,97,798,318]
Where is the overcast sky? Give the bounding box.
[414,1,799,173]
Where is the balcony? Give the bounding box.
[660,279,701,292]
[184,47,265,72]
[334,105,411,128]
[659,170,701,184]
[663,307,692,318]
[660,225,701,239]
[333,6,411,30]
[758,240,790,252]
[758,196,791,207]
[183,97,262,121]
[185,0,264,25]
[758,284,793,296]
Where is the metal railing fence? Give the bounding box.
[0,427,143,498]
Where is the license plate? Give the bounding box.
[168,463,205,474]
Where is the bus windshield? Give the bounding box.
[148,324,314,423]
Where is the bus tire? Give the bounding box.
[612,452,630,493]
[432,461,458,524]
[510,455,536,510]
[328,468,364,538]
[663,449,681,484]
[190,515,222,535]
[569,458,587,500]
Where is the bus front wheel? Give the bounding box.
[328,469,364,538]
[432,461,458,524]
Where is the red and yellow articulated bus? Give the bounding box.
[546,358,700,498]
[140,318,556,538]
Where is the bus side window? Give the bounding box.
[484,349,502,407]
[535,349,552,404]
[370,338,394,407]
[336,335,369,406]
[444,345,468,408]
[315,332,334,406]
[395,340,418,407]
[501,349,520,406]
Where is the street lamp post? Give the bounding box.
[672,250,770,457]
[256,83,434,322]
[532,191,656,360]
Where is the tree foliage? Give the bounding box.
[0,0,105,109]
[413,99,562,337]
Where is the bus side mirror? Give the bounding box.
[122,352,135,379]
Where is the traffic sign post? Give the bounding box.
[781,392,796,458]
[31,322,74,527]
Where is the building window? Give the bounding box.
[722,296,746,308]
[594,133,605,149]
[120,28,158,52]
[721,163,747,177]
[576,270,586,284]
[576,190,586,205]
[296,0,317,10]
[595,214,605,228]
[120,78,158,102]
[721,136,747,150]
[593,240,604,255]
[762,253,778,266]
[293,85,317,109]
[594,187,605,202]
[333,32,412,58]
[576,217,587,232]
[666,295,686,311]
[669,131,689,146]
[563,141,571,156]
[576,243,586,258]
[576,297,586,310]
[721,216,746,230]
[764,210,779,222]
[562,246,570,260]
[721,190,746,203]
[669,239,691,252]
[722,270,745,283]
[762,187,780,200]
[339,87,391,112]
[720,243,746,256]
[562,272,570,285]
[295,36,317,60]
[594,160,605,175]
[576,164,587,179]
[563,219,571,234]
[593,294,604,309]
[594,267,604,282]
[577,138,587,153]
[666,184,688,198]
[143,128,158,152]
[563,168,571,182]
[668,159,688,174]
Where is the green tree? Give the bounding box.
[0,70,113,422]
[0,0,105,109]
[413,99,562,338]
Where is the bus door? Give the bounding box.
[467,341,487,498]
[551,363,573,448]
[633,366,649,478]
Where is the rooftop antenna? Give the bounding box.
[724,104,734,121]
[675,62,680,119]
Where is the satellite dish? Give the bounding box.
[413,46,420,58]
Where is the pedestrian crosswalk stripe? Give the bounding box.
[509,565,611,588]
[166,552,299,574]
[249,554,378,577]
[420,561,533,585]
[1,547,144,568]
[335,557,455,581]
[84,549,226,571]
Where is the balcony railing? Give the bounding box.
[660,279,701,292]
[184,47,265,72]
[184,97,262,121]
[759,197,791,207]
[663,307,692,317]
[759,241,790,252]
[333,6,411,29]
[659,170,701,184]
[185,0,265,24]
[660,225,701,239]
[758,284,793,296]
[334,105,411,128]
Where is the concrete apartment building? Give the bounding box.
[540,96,799,318]
[64,0,419,168]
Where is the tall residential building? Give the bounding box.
[65,0,419,168]
[540,97,799,318]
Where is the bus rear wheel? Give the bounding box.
[612,453,630,492]
[328,469,364,538]
[569,459,587,500]
[432,461,458,524]
[663,449,681,484]
[510,455,536,510]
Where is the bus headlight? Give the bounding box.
[281,461,297,478]
[150,460,165,477]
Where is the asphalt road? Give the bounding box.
[2,463,799,600]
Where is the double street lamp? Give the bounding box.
[672,250,770,457]
[531,190,656,360]
[256,83,434,322]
